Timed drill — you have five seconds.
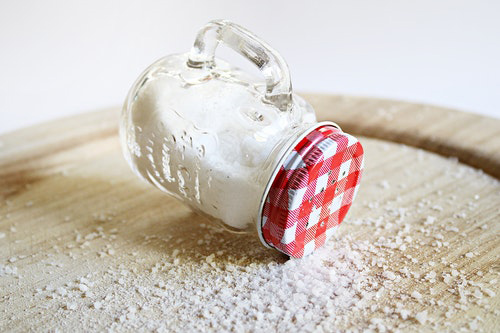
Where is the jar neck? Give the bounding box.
[255,121,342,247]
[256,122,315,190]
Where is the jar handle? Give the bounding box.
[187,20,292,112]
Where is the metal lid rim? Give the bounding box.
[255,121,341,251]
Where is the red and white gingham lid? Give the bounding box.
[258,122,364,258]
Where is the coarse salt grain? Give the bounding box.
[483,288,496,297]
[78,284,89,292]
[56,287,67,296]
[411,291,422,300]
[65,303,77,311]
[424,216,436,225]
[378,180,390,189]
[431,205,443,212]
[399,309,411,320]
[415,310,428,324]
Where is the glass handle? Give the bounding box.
[187,19,292,112]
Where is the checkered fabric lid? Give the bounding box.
[259,124,364,258]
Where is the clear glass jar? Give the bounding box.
[120,20,364,257]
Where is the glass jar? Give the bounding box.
[120,20,364,258]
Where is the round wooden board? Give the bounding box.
[0,95,499,332]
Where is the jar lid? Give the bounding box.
[258,123,364,258]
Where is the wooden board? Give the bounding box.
[0,95,499,332]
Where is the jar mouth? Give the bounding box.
[257,122,364,258]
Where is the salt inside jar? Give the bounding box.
[120,20,364,258]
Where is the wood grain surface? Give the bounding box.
[0,95,499,332]
[304,93,500,179]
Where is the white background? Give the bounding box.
[1,0,499,134]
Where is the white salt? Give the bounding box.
[56,287,67,296]
[424,216,436,225]
[78,284,89,292]
[483,288,496,297]
[378,180,390,189]
[399,309,411,320]
[411,291,422,300]
[415,310,428,324]
[382,271,397,280]
[123,64,317,229]
[65,303,77,311]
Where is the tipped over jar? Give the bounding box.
[120,20,364,258]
